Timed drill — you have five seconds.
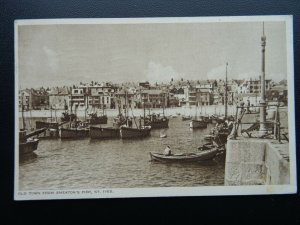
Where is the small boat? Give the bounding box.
[89,126,119,139]
[160,131,167,138]
[176,112,181,116]
[203,134,214,141]
[149,148,219,163]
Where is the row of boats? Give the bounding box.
[19,105,233,162]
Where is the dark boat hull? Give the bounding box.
[60,128,89,138]
[89,126,119,139]
[19,139,39,155]
[120,126,151,139]
[144,119,169,129]
[36,121,59,129]
[150,148,219,163]
[189,120,207,128]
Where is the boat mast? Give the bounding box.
[143,96,146,126]
[225,62,228,119]
[125,90,128,126]
[21,92,26,130]
[162,92,165,117]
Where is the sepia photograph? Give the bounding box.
[14,16,296,200]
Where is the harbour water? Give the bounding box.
[19,116,226,191]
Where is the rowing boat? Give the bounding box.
[149,148,219,163]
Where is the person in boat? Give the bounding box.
[164,145,172,156]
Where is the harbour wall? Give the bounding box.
[224,137,290,185]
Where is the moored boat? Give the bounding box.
[120,125,151,139]
[89,126,119,139]
[144,114,169,129]
[149,148,219,163]
[19,128,46,155]
[60,121,89,138]
[60,127,89,138]
[189,119,207,128]
[87,112,108,125]
[20,137,39,155]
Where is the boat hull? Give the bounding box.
[19,139,39,155]
[189,120,207,128]
[144,119,169,129]
[120,126,151,139]
[60,128,89,138]
[150,148,219,163]
[36,121,59,129]
[89,126,120,139]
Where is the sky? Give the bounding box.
[17,19,288,88]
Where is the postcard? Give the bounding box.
[15,15,296,200]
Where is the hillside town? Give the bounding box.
[19,77,288,111]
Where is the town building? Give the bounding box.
[49,87,70,110]
[19,88,49,110]
[139,89,167,108]
[69,88,85,110]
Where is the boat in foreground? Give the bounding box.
[149,148,219,163]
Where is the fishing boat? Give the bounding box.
[89,126,119,139]
[87,112,108,125]
[19,95,45,155]
[60,103,89,138]
[120,125,151,139]
[189,103,208,129]
[19,128,47,155]
[190,117,207,129]
[119,91,152,139]
[144,101,169,129]
[144,113,169,129]
[149,148,219,163]
[60,121,89,138]
[19,130,39,155]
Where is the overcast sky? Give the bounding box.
[18,20,288,88]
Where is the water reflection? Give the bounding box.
[20,152,37,165]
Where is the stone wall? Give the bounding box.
[225,137,289,185]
